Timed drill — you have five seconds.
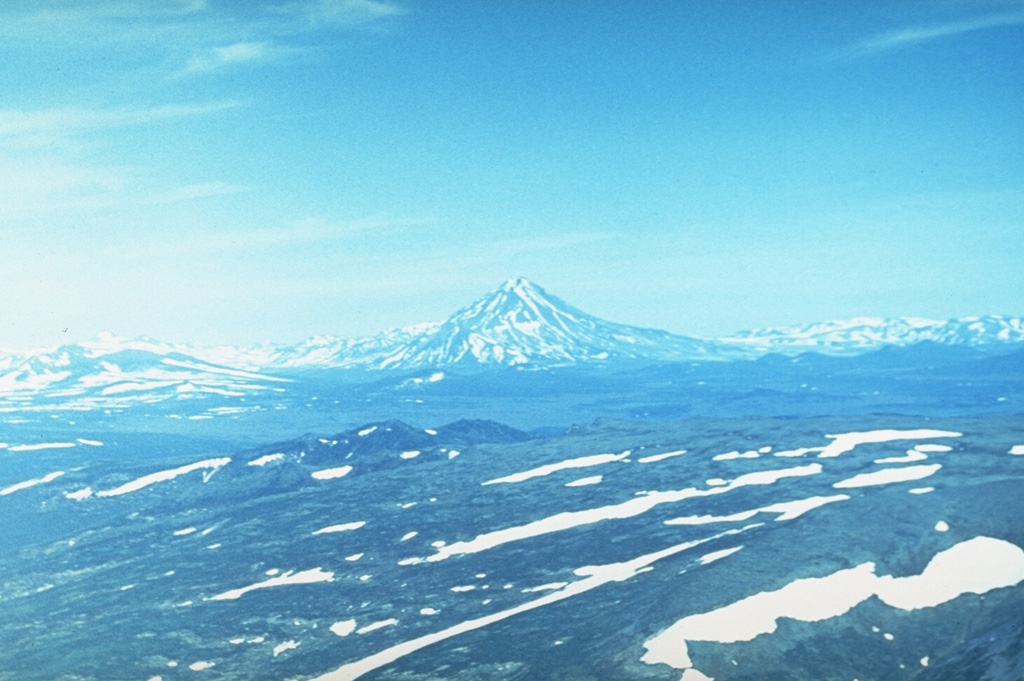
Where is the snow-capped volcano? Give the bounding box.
[3,280,1022,406]
[366,277,713,368]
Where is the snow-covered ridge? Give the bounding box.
[720,315,1024,354]
[0,280,1021,402]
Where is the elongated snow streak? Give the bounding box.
[637,450,687,464]
[96,458,231,497]
[313,521,366,535]
[429,464,821,562]
[874,450,929,464]
[8,442,76,452]
[665,494,849,526]
[772,447,824,458]
[207,567,334,601]
[914,444,952,453]
[0,470,65,496]
[357,619,398,634]
[482,451,630,485]
[817,429,961,458]
[248,453,284,466]
[699,547,743,565]
[565,475,602,487]
[833,464,941,488]
[641,536,1024,676]
[308,529,745,681]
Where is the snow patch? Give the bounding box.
[96,458,230,497]
[637,450,687,464]
[207,568,334,601]
[312,521,365,535]
[773,447,825,458]
[431,464,821,561]
[1,470,65,496]
[331,620,357,637]
[8,442,75,452]
[248,453,284,466]
[272,640,300,657]
[357,619,398,634]
[874,450,929,464]
[699,546,742,565]
[482,451,630,485]
[915,444,952,453]
[305,532,733,681]
[311,465,353,481]
[714,450,759,461]
[666,495,849,526]
[522,582,568,593]
[818,429,961,458]
[833,464,941,488]
[641,536,1024,677]
[565,475,602,487]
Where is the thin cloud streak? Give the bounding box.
[185,42,270,72]
[854,9,1024,53]
[142,182,251,204]
[107,215,440,259]
[282,0,406,27]
[0,101,242,138]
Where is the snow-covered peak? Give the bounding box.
[497,276,542,295]
[370,279,711,369]
[447,279,587,336]
[3,282,1022,383]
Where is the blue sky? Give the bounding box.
[2,0,1022,350]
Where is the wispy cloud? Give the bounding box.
[185,41,270,72]
[226,215,436,248]
[854,9,1024,54]
[143,182,250,204]
[0,158,125,219]
[0,101,242,139]
[0,0,212,45]
[103,215,438,258]
[21,0,207,23]
[284,0,405,26]
[0,154,250,222]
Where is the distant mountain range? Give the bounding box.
[1,278,1021,404]
[720,314,1024,355]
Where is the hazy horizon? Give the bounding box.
[2,274,1021,354]
[3,1,1022,350]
